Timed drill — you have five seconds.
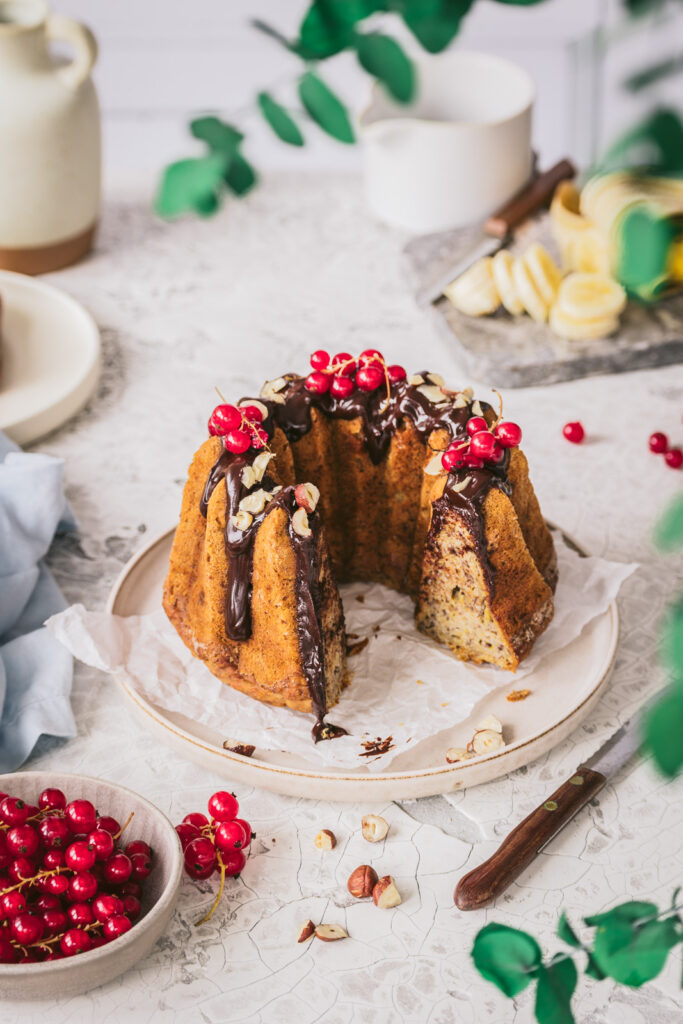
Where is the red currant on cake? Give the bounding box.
[209,403,241,436]
[462,453,484,468]
[248,425,269,449]
[310,349,330,371]
[330,375,355,399]
[495,421,522,448]
[466,416,488,437]
[356,365,384,391]
[562,421,585,444]
[441,447,464,472]
[648,431,668,454]
[208,791,239,822]
[241,404,264,423]
[332,352,355,376]
[305,370,330,394]
[469,431,497,460]
[359,349,383,366]
[387,364,406,383]
[224,428,252,454]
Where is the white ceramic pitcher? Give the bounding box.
[359,51,534,234]
[0,0,100,273]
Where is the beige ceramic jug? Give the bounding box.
[0,0,100,273]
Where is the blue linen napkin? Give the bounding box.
[0,431,76,770]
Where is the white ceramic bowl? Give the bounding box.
[359,50,535,233]
[0,771,183,1000]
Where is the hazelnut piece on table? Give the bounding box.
[315,923,348,941]
[347,864,378,899]
[361,814,389,843]
[373,876,402,909]
[314,829,337,851]
[297,920,315,943]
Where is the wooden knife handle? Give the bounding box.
[454,765,605,911]
[484,158,576,239]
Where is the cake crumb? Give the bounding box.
[360,736,394,757]
[372,625,380,634]
[356,594,365,604]
[347,638,369,657]
[507,688,531,702]
[416,679,424,685]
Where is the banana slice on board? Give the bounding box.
[556,272,626,321]
[549,304,619,341]
[444,257,500,316]
[524,242,562,306]
[566,227,612,275]
[491,250,524,315]
[511,258,548,322]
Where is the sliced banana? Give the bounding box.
[444,257,500,317]
[555,272,626,321]
[491,250,524,315]
[511,258,548,323]
[524,243,562,306]
[549,304,619,341]
[566,227,612,275]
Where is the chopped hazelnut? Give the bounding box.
[361,814,389,843]
[372,876,402,909]
[314,829,336,851]
[347,864,378,899]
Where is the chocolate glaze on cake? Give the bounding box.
[199,371,512,738]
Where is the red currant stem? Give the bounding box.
[11,920,104,952]
[491,388,504,428]
[0,865,69,897]
[195,851,226,927]
[113,811,135,841]
[214,387,229,405]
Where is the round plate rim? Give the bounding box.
[106,524,619,790]
[0,268,100,445]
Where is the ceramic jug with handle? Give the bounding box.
[0,0,99,274]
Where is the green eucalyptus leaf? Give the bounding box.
[591,917,679,987]
[654,492,683,551]
[660,599,683,685]
[471,923,542,998]
[298,71,355,143]
[584,954,606,981]
[257,92,305,146]
[224,153,257,197]
[298,0,380,59]
[584,901,657,928]
[401,0,475,54]
[557,913,581,949]
[534,957,578,1024]
[190,116,243,155]
[642,686,683,777]
[355,33,415,103]
[598,107,683,175]
[155,155,227,219]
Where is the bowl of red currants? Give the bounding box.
[0,772,183,1000]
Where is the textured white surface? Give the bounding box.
[8,174,683,1022]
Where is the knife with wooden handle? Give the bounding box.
[454,707,645,911]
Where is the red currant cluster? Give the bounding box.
[305,349,406,398]
[208,402,268,454]
[441,415,522,473]
[0,788,153,964]
[175,791,252,926]
[648,431,683,469]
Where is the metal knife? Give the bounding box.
[453,707,646,911]
[415,158,576,308]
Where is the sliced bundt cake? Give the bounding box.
[163,350,556,740]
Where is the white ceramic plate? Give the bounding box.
[0,270,100,445]
[106,527,618,802]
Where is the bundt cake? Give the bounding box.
[163,350,556,741]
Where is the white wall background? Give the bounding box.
[53,0,683,189]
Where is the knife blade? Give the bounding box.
[453,702,650,911]
[415,158,576,308]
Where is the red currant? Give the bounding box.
[122,894,141,921]
[95,816,120,836]
[469,431,497,459]
[248,424,269,450]
[305,371,330,394]
[466,416,488,437]
[44,874,69,896]
[9,857,34,884]
[214,820,247,852]
[224,428,251,454]
[42,849,65,870]
[185,860,216,880]
[68,902,94,928]
[176,823,200,850]
[207,792,239,822]
[241,404,263,423]
[209,404,241,436]
[0,891,26,919]
[93,894,124,923]
[124,840,151,858]
[0,797,28,827]
[34,894,61,912]
[6,824,39,858]
[11,911,44,945]
[38,788,66,812]
[665,448,683,469]
[331,352,355,376]
[65,840,97,872]
[330,375,355,399]
[462,453,484,468]
[562,421,585,444]
[648,431,668,454]
[68,871,98,902]
[88,829,115,861]
[0,937,18,963]
[309,349,330,372]
[103,852,133,885]
[41,907,68,936]
[221,848,246,877]
[359,349,383,366]
[489,442,504,463]
[387,364,406,383]
[185,836,216,866]
[495,421,522,448]
[103,914,132,941]
[60,928,92,957]
[130,853,153,881]
[183,812,209,830]
[441,448,464,472]
[356,366,384,392]
[43,951,64,961]
[39,815,70,850]
[233,819,253,849]
[65,799,97,834]
[119,881,141,899]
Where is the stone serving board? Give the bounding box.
[403,213,683,387]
